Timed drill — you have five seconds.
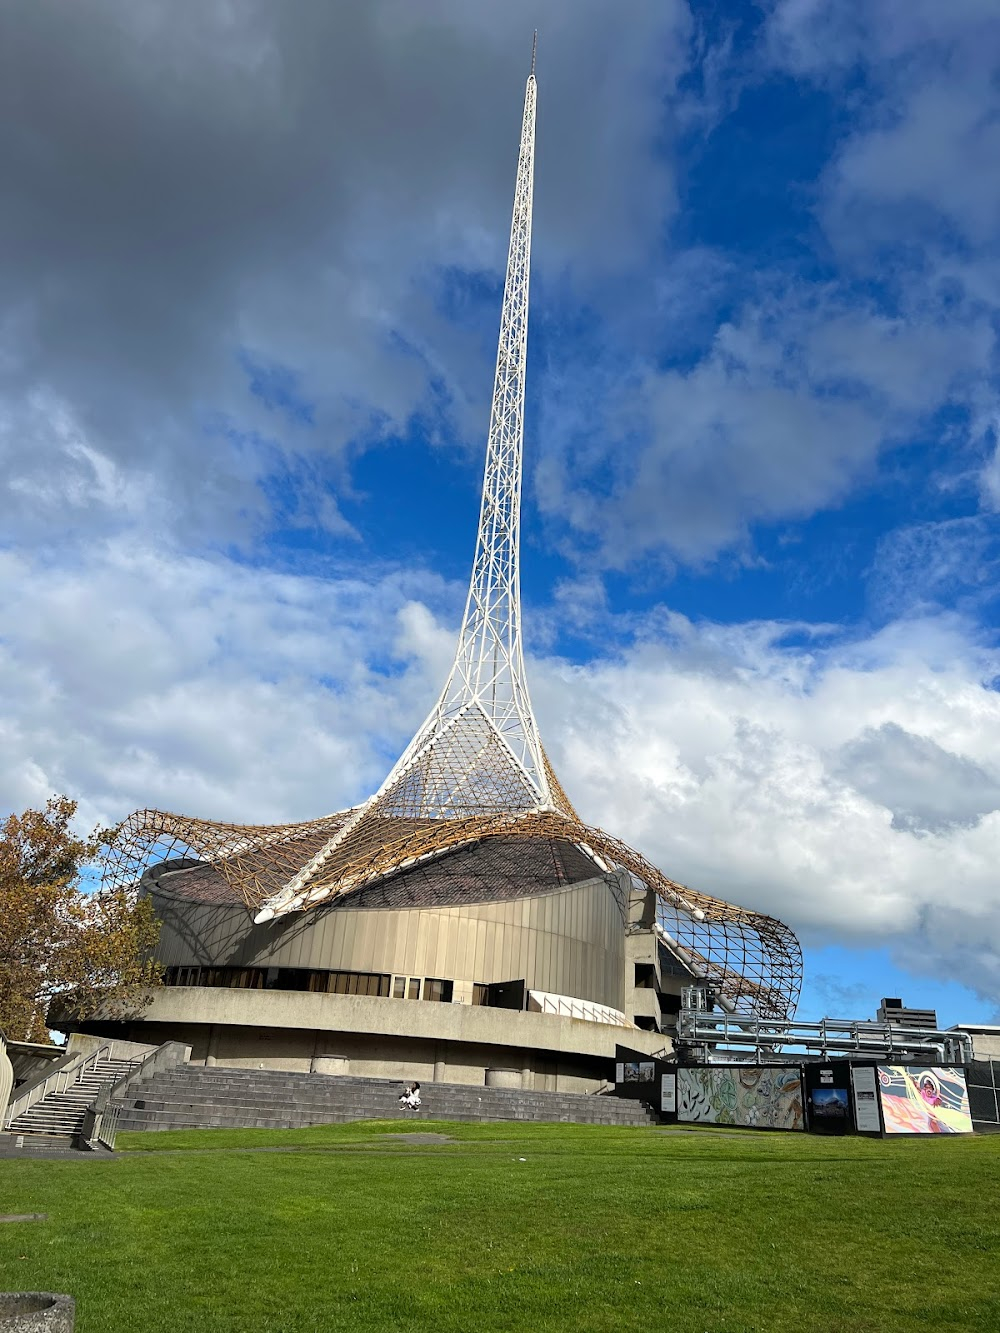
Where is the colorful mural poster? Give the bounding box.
[677,1066,804,1130]
[877,1066,973,1134]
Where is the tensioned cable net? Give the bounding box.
[103,43,802,1022]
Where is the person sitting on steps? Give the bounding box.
[399,1081,421,1111]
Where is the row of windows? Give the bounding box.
[163,965,457,1003]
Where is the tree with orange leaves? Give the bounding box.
[0,796,161,1042]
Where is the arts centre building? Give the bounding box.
[69,53,802,1094]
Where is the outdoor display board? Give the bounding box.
[615,1061,655,1085]
[851,1066,882,1133]
[876,1066,973,1134]
[677,1065,805,1130]
[660,1072,676,1115]
[803,1062,852,1134]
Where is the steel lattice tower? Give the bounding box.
[103,40,803,1020]
[375,37,552,819]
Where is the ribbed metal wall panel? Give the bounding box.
[153,873,626,1011]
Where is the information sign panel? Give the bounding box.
[660,1073,676,1114]
[851,1066,881,1133]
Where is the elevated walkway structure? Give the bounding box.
[677,1002,973,1065]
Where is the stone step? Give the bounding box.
[138,1069,595,1091]
[8,1117,85,1135]
[125,1087,645,1119]
[8,1112,84,1129]
[116,1109,653,1133]
[123,1095,651,1122]
[0,1132,78,1151]
[115,1082,658,1135]
[137,1073,617,1105]
[132,1084,607,1108]
[125,1093,634,1114]
[111,1065,659,1134]
[5,1057,141,1139]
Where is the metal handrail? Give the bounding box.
[53,1044,111,1096]
[107,1040,192,1102]
[4,1042,116,1127]
[91,1101,121,1151]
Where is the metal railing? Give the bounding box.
[527,989,632,1028]
[80,1086,122,1150]
[4,1042,115,1128]
[94,1100,121,1150]
[107,1040,192,1101]
[77,1041,191,1151]
[676,1008,973,1065]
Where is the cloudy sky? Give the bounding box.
[3,0,1000,1025]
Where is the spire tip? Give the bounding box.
[531,30,537,78]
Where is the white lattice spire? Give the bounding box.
[372,39,552,820]
[252,42,554,924]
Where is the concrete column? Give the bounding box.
[520,1060,532,1091]
[433,1043,446,1083]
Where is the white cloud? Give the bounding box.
[533,608,1000,1002]
[0,0,688,548]
[537,281,995,567]
[868,517,1000,618]
[766,0,1000,254]
[0,538,458,829]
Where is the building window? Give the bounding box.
[273,968,311,992]
[163,965,387,997]
[408,977,421,1000]
[392,976,406,999]
[422,978,454,1003]
[472,983,489,1006]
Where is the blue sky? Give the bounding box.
[3,0,1000,1026]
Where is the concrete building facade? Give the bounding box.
[73,836,683,1092]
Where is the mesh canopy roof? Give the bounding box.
[150,834,605,912]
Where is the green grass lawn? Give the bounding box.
[1,1120,998,1332]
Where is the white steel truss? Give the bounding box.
[385,39,546,817]
[250,39,550,923]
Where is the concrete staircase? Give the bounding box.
[7,1056,137,1139]
[115,1066,659,1132]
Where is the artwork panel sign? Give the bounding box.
[877,1066,973,1135]
[677,1066,804,1131]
